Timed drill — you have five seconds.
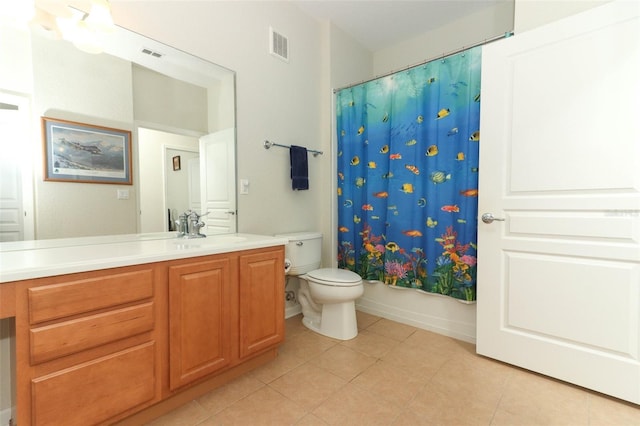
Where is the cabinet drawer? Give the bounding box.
[28,269,154,324]
[31,342,157,426]
[30,302,155,365]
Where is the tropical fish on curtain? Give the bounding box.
[336,47,481,302]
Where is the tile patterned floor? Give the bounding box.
[147,312,640,425]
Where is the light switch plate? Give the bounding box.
[240,179,249,195]
[117,189,129,200]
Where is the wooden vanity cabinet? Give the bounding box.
[11,244,285,425]
[167,247,285,390]
[15,263,166,426]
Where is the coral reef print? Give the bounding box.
[433,226,477,301]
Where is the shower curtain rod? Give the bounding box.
[333,31,513,93]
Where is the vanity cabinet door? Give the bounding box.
[168,255,236,390]
[238,247,285,359]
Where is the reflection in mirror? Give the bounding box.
[138,127,201,234]
[0,20,236,242]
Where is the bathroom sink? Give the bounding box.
[171,234,247,249]
[209,235,247,243]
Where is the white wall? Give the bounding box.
[210,73,236,132]
[373,1,515,76]
[514,0,613,33]
[31,35,138,239]
[113,2,329,247]
[0,25,32,95]
[132,65,209,134]
[328,23,373,90]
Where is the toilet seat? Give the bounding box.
[306,268,362,287]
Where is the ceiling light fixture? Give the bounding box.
[0,0,36,28]
[29,0,116,54]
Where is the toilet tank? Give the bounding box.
[275,231,322,275]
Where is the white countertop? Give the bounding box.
[0,232,289,283]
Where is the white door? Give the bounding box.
[200,128,237,234]
[0,93,33,242]
[187,157,201,212]
[477,1,640,404]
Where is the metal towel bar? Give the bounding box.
[263,140,323,156]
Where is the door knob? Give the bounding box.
[481,213,505,224]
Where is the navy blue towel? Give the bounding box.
[289,145,309,190]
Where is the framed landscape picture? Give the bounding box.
[42,117,132,184]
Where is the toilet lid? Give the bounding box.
[306,268,362,287]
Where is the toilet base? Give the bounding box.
[301,300,358,341]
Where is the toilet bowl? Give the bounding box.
[277,232,364,340]
[297,268,363,340]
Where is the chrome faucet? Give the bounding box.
[176,210,208,238]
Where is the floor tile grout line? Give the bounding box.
[263,382,315,424]
[149,314,640,425]
[265,376,336,422]
[487,390,506,426]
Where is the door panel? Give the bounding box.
[187,156,201,212]
[507,19,638,193]
[200,128,237,234]
[506,253,638,356]
[0,93,33,241]
[477,1,640,404]
[508,211,637,241]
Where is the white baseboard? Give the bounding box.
[283,283,476,343]
[0,406,14,426]
[355,282,477,344]
[285,304,302,319]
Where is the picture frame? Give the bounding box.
[42,117,132,185]
[172,155,181,171]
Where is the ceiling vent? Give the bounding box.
[269,27,289,62]
[141,48,163,59]
[0,102,18,110]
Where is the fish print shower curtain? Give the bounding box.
[336,47,481,302]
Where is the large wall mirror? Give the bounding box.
[0,20,237,242]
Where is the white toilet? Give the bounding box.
[278,232,363,340]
